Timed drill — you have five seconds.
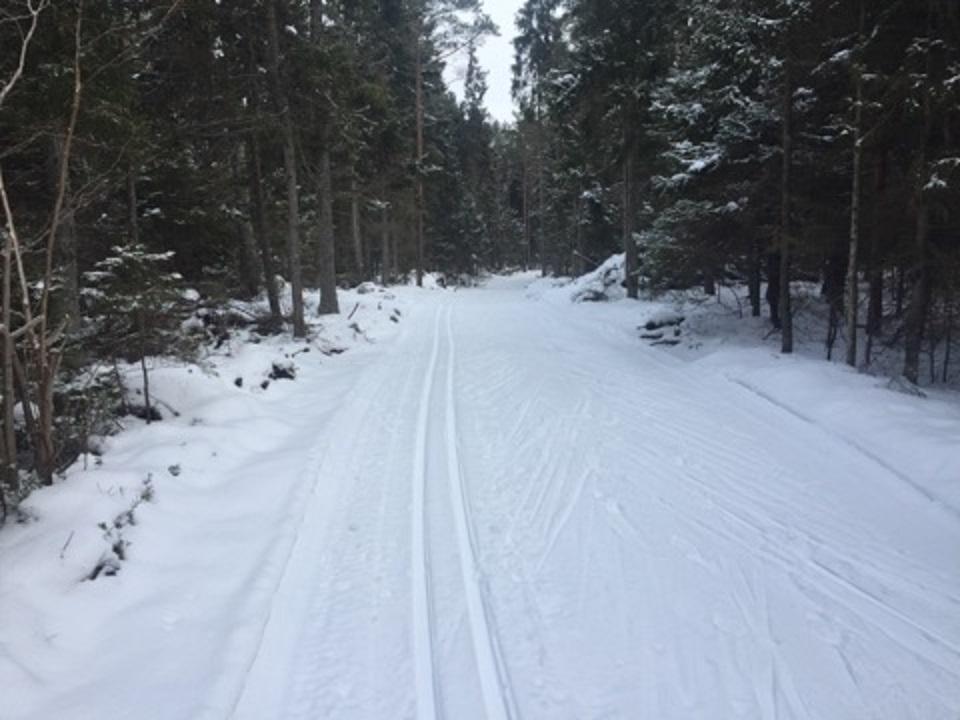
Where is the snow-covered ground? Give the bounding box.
[2,271,959,719]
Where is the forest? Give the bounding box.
[1,0,959,518]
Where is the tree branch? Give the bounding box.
[0,0,48,111]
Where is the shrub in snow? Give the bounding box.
[83,244,199,423]
[87,475,155,581]
[56,367,125,464]
[268,362,296,381]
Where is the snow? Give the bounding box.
[530,253,627,303]
[2,271,959,719]
[0,284,407,719]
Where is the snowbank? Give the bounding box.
[528,253,626,303]
[0,283,410,719]
[523,257,960,517]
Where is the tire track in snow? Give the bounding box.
[443,306,515,720]
[411,308,443,720]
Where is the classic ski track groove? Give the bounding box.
[411,305,514,719]
[412,308,443,720]
[443,306,515,720]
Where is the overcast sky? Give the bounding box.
[446,0,523,123]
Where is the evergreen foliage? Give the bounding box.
[2,0,959,515]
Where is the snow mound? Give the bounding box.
[526,254,627,304]
[568,254,626,303]
[402,272,445,290]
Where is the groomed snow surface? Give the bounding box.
[2,271,959,719]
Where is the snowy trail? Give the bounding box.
[235,300,518,720]
[407,303,515,720]
[5,277,958,719]
[442,306,515,720]
[234,281,959,719]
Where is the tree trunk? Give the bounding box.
[266,0,306,338]
[623,150,639,300]
[126,163,139,245]
[247,137,281,321]
[844,3,866,367]
[536,107,548,276]
[574,191,584,277]
[317,146,339,314]
[825,242,846,361]
[231,146,261,299]
[779,47,794,354]
[865,270,883,365]
[308,0,338,313]
[1,196,17,502]
[381,204,391,285]
[865,149,887,365]
[51,136,81,333]
[350,176,364,280]
[521,147,530,271]
[138,309,152,424]
[414,30,425,287]
[392,234,400,279]
[703,271,716,297]
[943,291,954,383]
[903,202,931,384]
[903,6,934,384]
[867,272,883,332]
[748,239,762,317]
[238,221,262,299]
[767,251,781,329]
[243,29,280,322]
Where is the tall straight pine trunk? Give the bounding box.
[414,29,425,287]
[1,171,17,504]
[779,45,794,354]
[50,136,81,333]
[381,203,391,285]
[266,0,306,337]
[317,145,339,315]
[308,1,338,315]
[903,197,931,384]
[350,176,364,279]
[844,1,866,367]
[903,0,935,384]
[247,137,282,321]
[622,147,639,300]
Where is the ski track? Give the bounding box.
[411,308,443,720]
[218,326,418,720]
[229,317,425,720]
[201,283,960,719]
[409,305,516,719]
[442,306,516,719]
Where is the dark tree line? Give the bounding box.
[0,0,516,515]
[2,0,958,516]
[511,0,960,381]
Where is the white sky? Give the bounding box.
[446,0,523,123]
